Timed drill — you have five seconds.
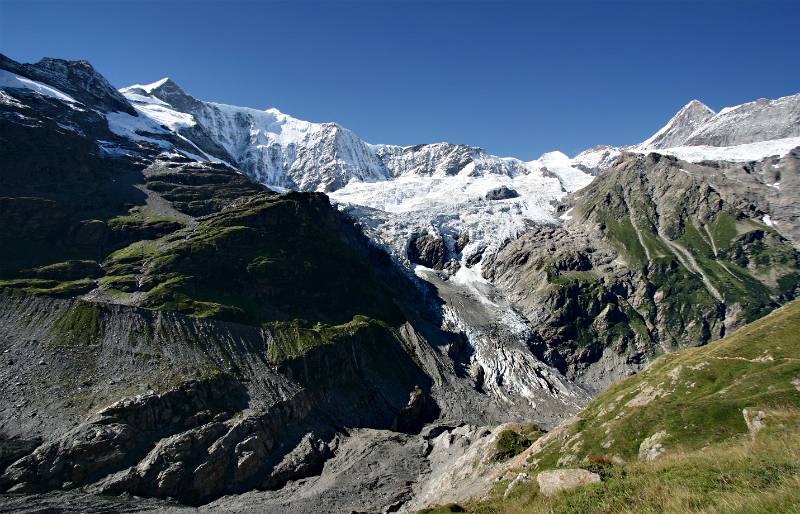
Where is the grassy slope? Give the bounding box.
[421,299,800,513]
[527,156,800,380]
[101,191,405,328]
[577,157,799,321]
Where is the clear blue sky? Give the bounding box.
[1,0,798,159]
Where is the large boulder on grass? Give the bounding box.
[536,468,600,497]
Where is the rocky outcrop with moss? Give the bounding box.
[416,299,800,513]
[484,151,800,392]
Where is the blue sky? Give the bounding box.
[1,0,798,159]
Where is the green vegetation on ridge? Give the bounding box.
[421,299,800,513]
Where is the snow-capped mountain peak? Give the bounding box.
[637,99,715,150]
[122,77,173,94]
[637,92,800,152]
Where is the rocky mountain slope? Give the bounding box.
[484,150,800,392]
[637,99,716,150]
[0,54,590,512]
[419,298,800,513]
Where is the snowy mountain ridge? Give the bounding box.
[117,77,800,200]
[2,55,797,276]
[637,93,800,150]
[119,77,596,193]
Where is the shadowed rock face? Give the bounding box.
[0,53,136,115]
[0,293,444,505]
[407,233,447,270]
[1,375,247,495]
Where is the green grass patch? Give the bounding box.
[107,239,162,262]
[441,410,800,513]
[494,424,545,461]
[708,210,739,251]
[548,270,599,286]
[0,277,96,298]
[529,299,800,470]
[605,217,648,267]
[266,315,383,364]
[50,301,103,346]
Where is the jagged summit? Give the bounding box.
[0,53,136,114]
[637,99,715,150]
[684,92,800,147]
[638,92,800,150]
[122,76,204,114]
[122,77,173,94]
[684,98,712,111]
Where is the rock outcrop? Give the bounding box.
[407,233,447,269]
[485,186,520,200]
[536,468,601,497]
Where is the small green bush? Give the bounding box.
[494,425,541,461]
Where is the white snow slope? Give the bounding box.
[118,78,603,268]
[634,137,800,163]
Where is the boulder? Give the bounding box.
[503,472,531,498]
[484,186,520,200]
[407,233,446,269]
[638,430,668,461]
[743,408,766,438]
[536,468,600,497]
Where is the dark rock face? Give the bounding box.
[143,78,204,113]
[0,53,136,114]
[0,293,453,506]
[391,386,428,433]
[97,392,319,505]
[455,231,470,253]
[465,246,486,267]
[485,186,520,200]
[1,376,246,495]
[407,233,447,269]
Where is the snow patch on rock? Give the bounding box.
[0,69,80,107]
